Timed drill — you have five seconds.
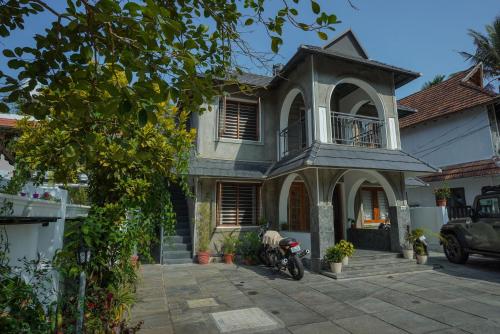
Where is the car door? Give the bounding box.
[470,195,500,252]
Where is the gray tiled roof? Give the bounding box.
[266,142,438,178]
[189,157,272,179]
[234,72,273,87]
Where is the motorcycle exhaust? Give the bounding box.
[298,249,310,258]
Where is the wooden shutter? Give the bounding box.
[287,182,310,232]
[377,190,389,220]
[361,189,374,221]
[218,183,259,225]
[220,99,258,140]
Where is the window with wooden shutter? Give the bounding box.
[217,182,260,225]
[218,98,259,141]
[361,187,389,225]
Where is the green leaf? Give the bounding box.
[2,49,15,58]
[317,31,328,40]
[244,18,254,26]
[138,109,148,127]
[271,36,282,53]
[311,1,320,14]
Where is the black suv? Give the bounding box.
[441,185,500,264]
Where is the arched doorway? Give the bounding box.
[278,173,312,255]
[329,81,386,148]
[279,89,308,157]
[330,169,397,251]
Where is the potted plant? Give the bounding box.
[434,185,451,207]
[196,204,211,265]
[237,232,260,265]
[221,233,238,264]
[402,229,416,259]
[348,218,356,229]
[324,244,344,274]
[337,240,354,265]
[415,243,428,264]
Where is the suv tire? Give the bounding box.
[443,234,469,264]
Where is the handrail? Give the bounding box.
[331,112,384,148]
[279,119,307,157]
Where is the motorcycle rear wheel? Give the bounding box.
[288,255,304,280]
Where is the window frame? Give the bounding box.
[216,181,262,226]
[476,195,500,218]
[217,96,262,143]
[361,186,390,226]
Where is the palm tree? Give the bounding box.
[460,16,500,88]
[422,74,446,90]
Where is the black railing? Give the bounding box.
[279,119,307,157]
[331,112,384,148]
[448,206,472,220]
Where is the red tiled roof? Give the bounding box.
[398,66,498,129]
[421,158,500,182]
[0,118,17,128]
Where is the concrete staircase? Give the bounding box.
[322,250,433,280]
[162,187,193,265]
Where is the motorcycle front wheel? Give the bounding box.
[288,255,304,280]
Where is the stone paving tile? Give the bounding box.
[138,325,175,334]
[257,304,327,327]
[467,293,500,307]
[288,321,350,334]
[308,300,365,320]
[457,318,500,334]
[334,314,407,334]
[410,288,463,303]
[371,290,432,310]
[410,302,485,326]
[345,297,402,314]
[373,309,450,334]
[441,298,500,322]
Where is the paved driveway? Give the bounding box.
[131,255,500,334]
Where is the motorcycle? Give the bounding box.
[257,223,310,280]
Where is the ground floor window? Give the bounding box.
[285,181,310,232]
[361,187,389,225]
[217,182,260,225]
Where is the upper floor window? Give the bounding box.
[218,97,259,141]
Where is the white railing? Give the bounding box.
[331,112,384,148]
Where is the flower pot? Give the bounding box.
[436,199,447,207]
[197,251,210,264]
[330,262,342,274]
[342,256,349,266]
[243,257,255,265]
[224,253,234,264]
[416,255,428,264]
[402,249,414,259]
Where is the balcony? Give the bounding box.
[331,112,384,148]
[279,119,307,157]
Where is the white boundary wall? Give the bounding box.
[410,206,448,251]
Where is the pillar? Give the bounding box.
[389,204,411,252]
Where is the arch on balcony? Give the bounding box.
[279,88,309,156]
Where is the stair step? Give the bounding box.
[164,258,193,265]
[345,258,415,267]
[323,264,433,280]
[165,235,191,243]
[164,250,192,259]
[164,243,192,251]
[342,261,417,272]
[350,252,401,261]
[173,228,190,236]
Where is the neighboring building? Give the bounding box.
[163,30,437,271]
[399,64,500,216]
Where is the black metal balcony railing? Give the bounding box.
[279,119,307,157]
[331,112,384,148]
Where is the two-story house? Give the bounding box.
[399,64,500,217]
[162,30,437,272]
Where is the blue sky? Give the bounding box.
[1,1,498,98]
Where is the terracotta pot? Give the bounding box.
[243,257,255,265]
[402,249,414,260]
[130,255,139,269]
[436,199,447,207]
[197,251,210,264]
[224,253,234,264]
[330,262,342,274]
[416,255,428,265]
[342,256,349,266]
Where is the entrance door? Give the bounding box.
[288,182,310,232]
[333,185,344,243]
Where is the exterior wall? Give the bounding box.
[313,55,400,149]
[400,106,495,167]
[193,58,314,163]
[407,175,500,208]
[410,206,448,251]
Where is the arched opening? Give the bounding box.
[279,89,307,157]
[330,81,385,148]
[330,169,397,251]
[278,173,312,255]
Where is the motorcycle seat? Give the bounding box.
[279,237,297,247]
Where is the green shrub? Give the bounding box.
[236,232,260,260]
[337,240,355,257]
[221,233,238,255]
[324,245,343,263]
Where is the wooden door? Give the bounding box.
[288,182,310,232]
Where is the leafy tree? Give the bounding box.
[0,0,340,330]
[421,74,446,90]
[460,16,500,89]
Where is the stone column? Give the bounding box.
[389,204,411,252]
[310,202,335,272]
